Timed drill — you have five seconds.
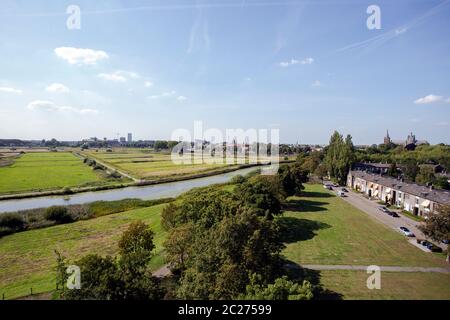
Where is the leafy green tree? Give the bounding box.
[241,274,313,300]
[387,163,398,177]
[58,222,164,300]
[161,203,181,231]
[419,205,450,262]
[118,221,155,255]
[235,176,282,216]
[415,165,436,185]
[402,158,419,182]
[324,131,355,185]
[163,222,193,271]
[434,176,450,190]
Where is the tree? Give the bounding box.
[415,165,436,185]
[402,158,419,182]
[387,163,398,177]
[161,203,181,231]
[324,131,355,185]
[278,164,307,197]
[235,176,282,216]
[58,222,164,300]
[419,205,450,262]
[434,176,450,190]
[164,223,193,271]
[241,275,313,300]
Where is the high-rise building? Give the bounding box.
[127,133,132,143]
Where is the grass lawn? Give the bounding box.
[318,270,450,300]
[0,203,168,300]
[0,152,103,195]
[280,184,448,268]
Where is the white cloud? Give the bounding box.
[148,91,177,100]
[0,87,22,94]
[279,57,314,67]
[177,96,187,101]
[54,47,109,65]
[446,98,450,103]
[97,70,140,82]
[97,73,127,82]
[45,83,70,93]
[27,100,98,115]
[312,80,321,87]
[413,94,443,104]
[27,100,56,111]
[144,81,153,88]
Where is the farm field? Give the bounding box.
[0,203,168,299]
[83,148,270,181]
[281,184,448,267]
[0,152,106,195]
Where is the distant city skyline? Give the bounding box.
[1,0,449,145]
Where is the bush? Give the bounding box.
[230,175,246,184]
[45,206,73,224]
[62,187,73,195]
[0,213,26,230]
[0,213,26,236]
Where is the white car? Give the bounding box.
[399,227,415,237]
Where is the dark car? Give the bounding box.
[427,243,443,253]
[341,188,349,192]
[387,211,399,218]
[442,239,449,245]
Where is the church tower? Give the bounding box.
[383,130,391,145]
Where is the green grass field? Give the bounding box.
[0,203,168,299]
[280,185,448,268]
[281,184,450,299]
[0,152,103,195]
[318,270,450,300]
[83,148,272,181]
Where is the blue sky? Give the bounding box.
[0,0,449,144]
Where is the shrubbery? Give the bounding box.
[0,198,174,238]
[45,206,73,224]
[0,213,27,236]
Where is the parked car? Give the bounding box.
[442,239,449,245]
[427,244,443,252]
[378,206,389,213]
[387,211,399,218]
[399,227,415,237]
[341,188,348,192]
[336,191,345,197]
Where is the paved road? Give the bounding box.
[339,188,447,251]
[300,264,450,274]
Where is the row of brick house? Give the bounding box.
[347,170,450,217]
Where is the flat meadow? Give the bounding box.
[83,148,267,180]
[0,152,103,195]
